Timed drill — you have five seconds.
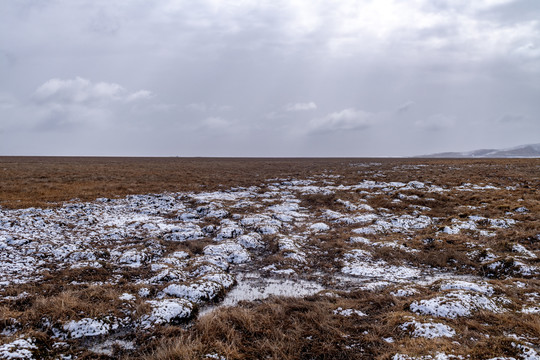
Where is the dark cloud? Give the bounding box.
[397,101,414,113]
[0,0,539,156]
[88,9,121,35]
[308,109,376,133]
[415,114,456,131]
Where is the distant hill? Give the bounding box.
[419,143,540,158]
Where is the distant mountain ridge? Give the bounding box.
[419,143,540,158]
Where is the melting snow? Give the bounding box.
[333,307,367,317]
[410,290,504,318]
[0,339,37,359]
[119,293,136,301]
[391,288,418,297]
[309,222,330,232]
[90,340,135,356]
[341,249,421,281]
[0,172,528,357]
[400,318,456,338]
[393,353,464,360]
[63,318,111,338]
[142,299,194,326]
[439,280,494,295]
[203,242,250,264]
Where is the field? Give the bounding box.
[0,157,539,359]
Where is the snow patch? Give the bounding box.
[143,299,194,326]
[203,242,250,264]
[309,222,330,232]
[400,318,455,338]
[333,307,367,317]
[439,280,494,295]
[410,291,504,318]
[0,338,37,359]
[63,318,110,338]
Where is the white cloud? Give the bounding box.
[34,77,153,104]
[309,108,375,133]
[20,77,157,131]
[200,116,231,129]
[285,102,317,111]
[415,114,456,131]
[125,90,154,102]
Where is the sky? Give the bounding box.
[1,0,539,157]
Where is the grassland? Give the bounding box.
[0,157,539,359]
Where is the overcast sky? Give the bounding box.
[1,0,539,156]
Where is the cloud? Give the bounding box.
[186,103,233,112]
[200,116,231,129]
[397,101,414,113]
[309,108,375,133]
[34,104,113,132]
[34,77,153,105]
[497,113,527,123]
[0,93,17,110]
[88,9,121,35]
[125,90,154,102]
[415,114,456,131]
[285,102,317,111]
[187,103,207,112]
[1,1,539,156]
[24,77,157,132]
[0,49,16,67]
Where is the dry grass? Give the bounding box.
[144,287,540,359]
[145,295,388,360]
[2,157,538,210]
[1,157,539,359]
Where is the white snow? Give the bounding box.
[0,338,37,359]
[391,288,418,297]
[163,281,224,303]
[400,318,456,338]
[309,222,330,232]
[333,307,367,317]
[143,299,194,326]
[119,293,136,301]
[410,291,504,318]
[203,242,250,264]
[204,273,324,309]
[341,249,421,281]
[522,307,540,314]
[439,280,494,295]
[138,288,150,297]
[512,244,537,259]
[63,318,111,338]
[90,340,135,356]
[237,233,264,249]
[513,343,540,360]
[393,353,464,360]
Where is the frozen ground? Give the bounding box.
[0,165,539,359]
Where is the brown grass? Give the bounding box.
[1,157,538,209]
[1,157,539,359]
